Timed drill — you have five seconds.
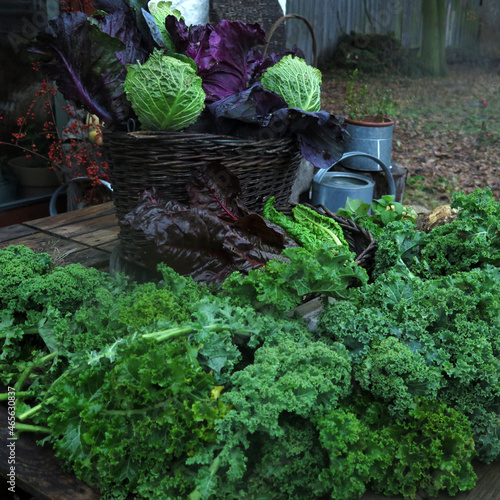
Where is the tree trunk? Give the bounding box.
[421,0,448,76]
[436,0,447,75]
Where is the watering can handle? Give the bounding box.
[313,152,396,198]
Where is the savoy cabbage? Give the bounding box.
[260,54,322,112]
[124,48,205,131]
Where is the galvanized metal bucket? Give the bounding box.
[342,118,395,172]
[310,152,396,213]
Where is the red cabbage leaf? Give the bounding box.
[165,16,268,102]
[206,84,345,169]
[31,10,149,125]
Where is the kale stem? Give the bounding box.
[142,324,224,342]
[142,325,195,341]
[0,391,31,401]
[14,350,59,392]
[14,423,51,434]
[0,327,38,338]
[17,395,56,421]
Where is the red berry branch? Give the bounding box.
[0,68,110,206]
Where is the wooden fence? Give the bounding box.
[284,0,482,65]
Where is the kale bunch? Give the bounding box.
[0,245,53,310]
[315,398,476,500]
[46,337,230,500]
[418,188,500,277]
[370,188,500,280]
[319,265,500,463]
[189,337,352,499]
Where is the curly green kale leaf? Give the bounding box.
[355,336,443,418]
[371,220,426,280]
[417,188,500,278]
[223,243,368,312]
[47,337,228,500]
[315,398,477,500]
[241,418,330,499]
[370,399,477,499]
[224,339,351,436]
[315,403,394,500]
[16,263,112,314]
[189,339,351,498]
[116,281,191,330]
[0,245,53,310]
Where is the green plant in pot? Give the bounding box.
[342,69,396,171]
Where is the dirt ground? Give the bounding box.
[320,62,500,210]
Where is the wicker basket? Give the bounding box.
[104,130,302,262]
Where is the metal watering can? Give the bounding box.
[311,152,396,213]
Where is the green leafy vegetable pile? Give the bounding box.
[319,187,500,468]
[2,187,500,500]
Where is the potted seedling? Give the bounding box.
[342,69,396,171]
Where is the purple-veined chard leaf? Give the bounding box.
[187,162,247,220]
[123,165,296,283]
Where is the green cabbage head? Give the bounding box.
[124,49,205,131]
[260,54,322,112]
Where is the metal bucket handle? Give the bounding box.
[313,151,396,198]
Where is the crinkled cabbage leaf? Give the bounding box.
[124,48,205,131]
[260,54,322,112]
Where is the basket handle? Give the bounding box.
[264,14,318,67]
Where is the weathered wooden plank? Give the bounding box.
[0,224,38,244]
[70,226,120,248]
[97,240,120,254]
[26,202,115,231]
[0,406,99,500]
[47,214,119,240]
[0,232,85,253]
[60,247,112,270]
[0,232,86,258]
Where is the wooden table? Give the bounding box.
[0,203,499,500]
[0,202,119,271]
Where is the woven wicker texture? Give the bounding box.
[104,130,302,262]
